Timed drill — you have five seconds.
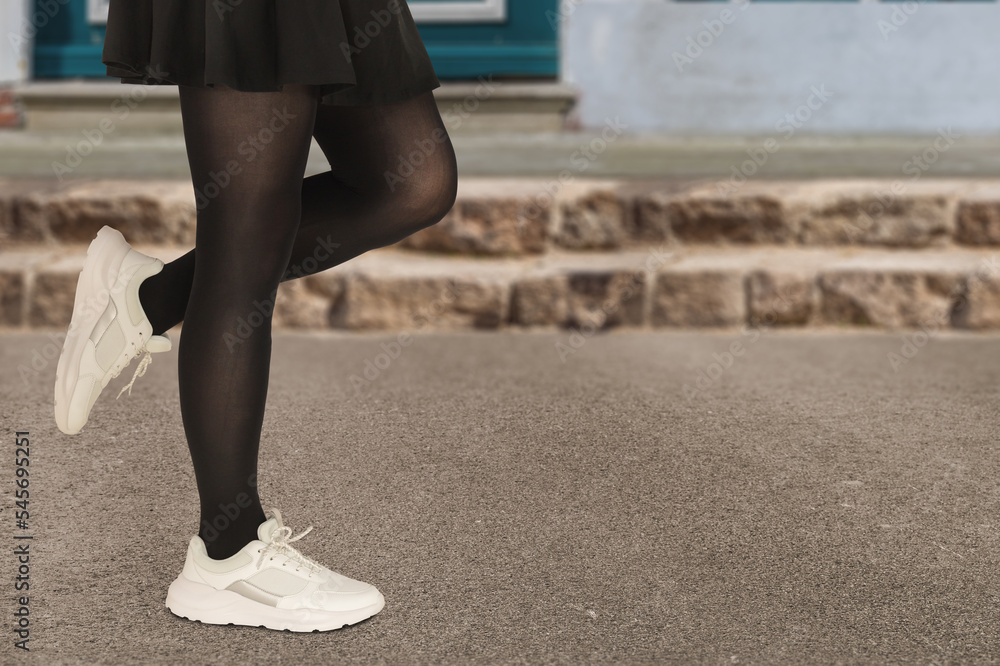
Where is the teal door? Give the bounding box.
[32,0,558,80]
[32,0,107,78]
[407,0,559,78]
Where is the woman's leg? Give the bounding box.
[138,91,458,336]
[175,83,320,559]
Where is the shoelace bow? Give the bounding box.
[256,512,325,576]
[115,344,153,400]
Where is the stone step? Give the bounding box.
[13,80,577,135]
[4,178,1000,255]
[3,244,999,333]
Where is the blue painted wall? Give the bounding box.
[565,2,1000,133]
[32,0,559,80]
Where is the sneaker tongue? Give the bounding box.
[146,334,171,353]
[257,517,280,542]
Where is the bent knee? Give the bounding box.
[420,175,458,229]
[388,154,458,237]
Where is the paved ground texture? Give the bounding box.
[1,329,1000,665]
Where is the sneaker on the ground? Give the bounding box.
[54,225,171,435]
[165,508,385,632]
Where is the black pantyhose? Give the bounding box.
[153,83,456,559]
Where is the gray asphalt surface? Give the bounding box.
[1,329,999,665]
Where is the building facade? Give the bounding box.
[3,0,996,134]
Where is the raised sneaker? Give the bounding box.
[54,225,171,435]
[165,508,385,632]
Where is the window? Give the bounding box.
[84,0,509,24]
[410,0,508,23]
[87,0,108,24]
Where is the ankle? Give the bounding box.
[198,505,268,560]
[138,279,167,336]
[201,527,259,560]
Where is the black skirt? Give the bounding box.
[102,0,441,106]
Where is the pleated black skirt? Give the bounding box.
[102,0,441,106]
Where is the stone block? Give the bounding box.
[554,188,626,250]
[0,271,23,326]
[273,281,332,330]
[794,181,956,247]
[29,270,77,327]
[746,270,818,326]
[668,191,793,244]
[956,187,1000,246]
[510,275,568,326]
[819,270,962,328]
[334,274,507,331]
[954,275,1000,330]
[565,270,646,328]
[401,190,549,255]
[651,270,745,327]
[630,194,672,243]
[17,181,196,244]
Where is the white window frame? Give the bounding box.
[88,0,506,25]
[409,0,507,23]
[87,0,109,24]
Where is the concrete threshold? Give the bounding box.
[12,78,578,135]
[2,129,1000,180]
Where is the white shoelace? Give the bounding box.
[255,509,326,576]
[115,348,153,399]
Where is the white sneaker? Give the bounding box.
[165,508,385,632]
[54,225,171,435]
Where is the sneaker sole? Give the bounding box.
[164,575,386,632]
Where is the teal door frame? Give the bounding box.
[413,0,559,78]
[32,0,559,80]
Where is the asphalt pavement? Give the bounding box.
[1,328,999,665]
